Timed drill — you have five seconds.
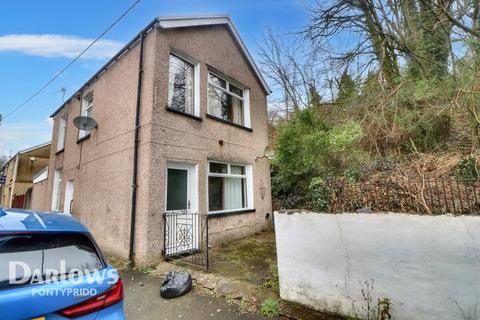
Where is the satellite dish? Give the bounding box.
[73,116,97,131]
[264,146,275,160]
[256,146,275,160]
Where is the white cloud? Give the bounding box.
[0,34,124,60]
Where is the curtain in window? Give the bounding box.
[208,86,224,118]
[223,177,244,210]
[231,96,243,125]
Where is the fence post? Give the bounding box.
[162,212,166,258]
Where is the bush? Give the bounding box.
[453,157,478,180]
[308,177,333,212]
[345,168,362,183]
[272,107,364,208]
[398,109,451,152]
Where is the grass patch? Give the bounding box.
[263,259,279,293]
[136,266,155,274]
[225,254,242,264]
[261,298,280,318]
[105,255,128,270]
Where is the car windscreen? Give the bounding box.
[0,232,105,289]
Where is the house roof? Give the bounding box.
[1,141,51,172]
[50,15,271,118]
[17,141,51,155]
[157,15,271,94]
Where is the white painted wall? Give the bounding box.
[274,211,480,320]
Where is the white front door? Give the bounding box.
[165,162,198,255]
[63,180,74,214]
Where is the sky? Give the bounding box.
[0,0,312,157]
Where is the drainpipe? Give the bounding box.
[9,154,19,207]
[128,31,146,267]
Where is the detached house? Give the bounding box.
[47,16,272,265]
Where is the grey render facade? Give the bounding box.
[46,16,272,264]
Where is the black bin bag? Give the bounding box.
[160,271,192,299]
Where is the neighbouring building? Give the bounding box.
[0,142,51,209]
[30,166,50,211]
[46,16,273,264]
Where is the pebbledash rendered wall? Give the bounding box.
[46,20,272,264]
[274,211,480,320]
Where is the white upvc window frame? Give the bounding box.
[56,117,67,151]
[51,170,62,211]
[207,160,254,214]
[207,72,251,128]
[78,92,93,139]
[168,52,201,117]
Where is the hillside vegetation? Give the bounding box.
[260,0,480,211]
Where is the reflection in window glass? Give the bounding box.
[207,73,245,126]
[208,73,226,88]
[208,85,244,125]
[208,162,248,212]
[168,55,194,114]
[79,94,93,138]
[209,162,228,174]
[0,233,104,289]
[229,84,243,97]
[231,165,245,175]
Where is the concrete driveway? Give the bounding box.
[121,270,265,320]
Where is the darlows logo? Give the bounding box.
[9,260,118,295]
[31,287,98,298]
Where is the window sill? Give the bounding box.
[206,114,252,132]
[76,134,91,144]
[208,208,256,218]
[166,106,202,121]
[55,148,64,155]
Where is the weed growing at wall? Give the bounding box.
[453,301,480,320]
[261,298,280,318]
[262,259,279,293]
[348,280,391,320]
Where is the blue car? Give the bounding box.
[0,208,125,320]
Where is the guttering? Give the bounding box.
[50,15,271,119]
[128,29,146,267]
[50,18,159,118]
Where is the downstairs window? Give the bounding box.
[208,161,252,213]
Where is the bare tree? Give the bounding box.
[304,0,456,82]
[0,155,8,168]
[257,29,333,116]
[304,0,401,86]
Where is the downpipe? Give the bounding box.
[128,31,145,267]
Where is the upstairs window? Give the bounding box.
[56,117,67,151]
[78,93,93,139]
[168,54,196,115]
[208,72,249,127]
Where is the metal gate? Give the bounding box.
[163,210,209,269]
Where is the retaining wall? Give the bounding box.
[274,211,480,320]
